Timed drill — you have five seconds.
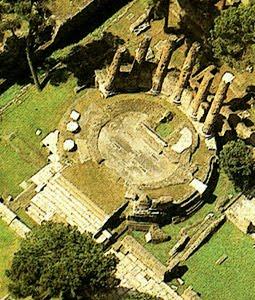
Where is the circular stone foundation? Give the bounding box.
[80,95,215,211]
[98,112,180,186]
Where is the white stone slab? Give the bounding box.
[171,127,192,154]
[66,121,79,133]
[63,139,76,151]
[145,231,152,243]
[70,110,80,121]
[41,130,59,154]
[189,178,207,194]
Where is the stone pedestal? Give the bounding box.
[131,36,151,76]
[95,46,126,98]
[202,72,235,137]
[171,42,200,104]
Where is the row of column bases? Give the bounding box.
[103,36,235,138]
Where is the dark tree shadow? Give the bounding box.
[48,68,70,86]
[42,0,132,57]
[62,32,125,87]
[226,96,252,112]
[166,265,188,281]
[0,36,31,86]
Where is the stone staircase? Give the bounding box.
[26,174,107,235]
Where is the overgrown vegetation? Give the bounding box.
[211,3,255,69]
[219,139,254,193]
[7,222,118,299]
[0,0,55,90]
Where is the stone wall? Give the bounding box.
[113,235,168,281]
[0,202,30,238]
[111,235,183,300]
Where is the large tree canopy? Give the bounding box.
[6,222,118,300]
[211,3,255,69]
[219,139,254,192]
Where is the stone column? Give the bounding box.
[191,72,214,120]
[104,46,126,92]
[202,72,235,137]
[135,36,151,65]
[171,42,200,104]
[150,38,175,95]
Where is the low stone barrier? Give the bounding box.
[167,214,226,272]
[114,235,167,282]
[0,202,30,238]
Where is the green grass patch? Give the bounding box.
[62,161,125,215]
[0,220,20,297]
[16,208,38,229]
[183,221,255,300]
[0,75,81,198]
[0,84,22,108]
[214,170,237,199]
[0,143,39,196]
[156,122,173,138]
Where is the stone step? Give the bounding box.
[26,204,46,224]
[40,182,101,234]
[56,175,107,221]
[46,181,101,227]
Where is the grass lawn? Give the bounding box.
[0,220,20,297]
[62,161,126,215]
[156,121,174,138]
[0,75,84,198]
[0,84,23,108]
[183,221,255,300]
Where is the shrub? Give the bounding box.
[6,222,118,299]
[219,139,254,192]
[211,3,255,69]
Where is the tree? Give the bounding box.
[219,139,254,191]
[211,3,255,69]
[6,222,118,300]
[0,0,55,90]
